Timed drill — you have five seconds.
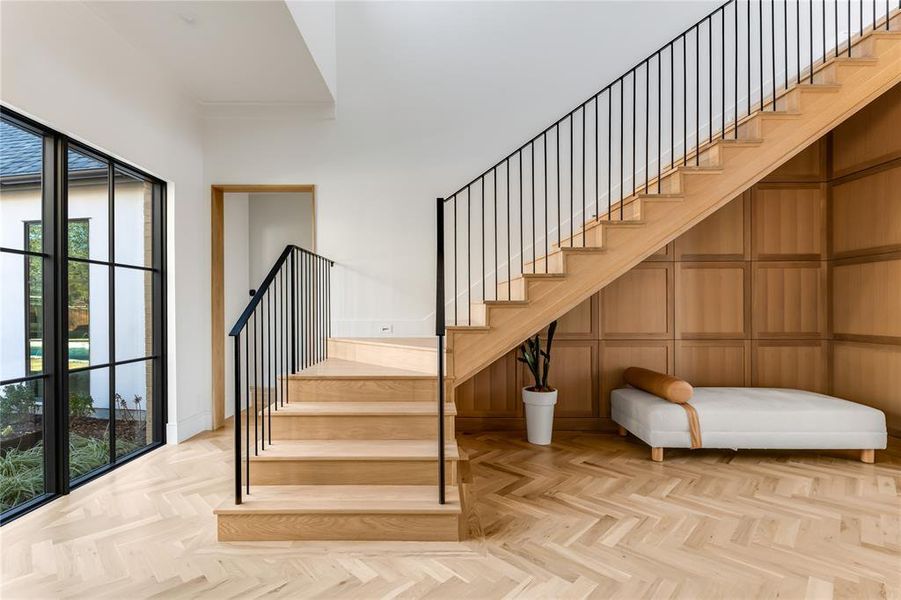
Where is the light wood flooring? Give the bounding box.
[1,426,899,599]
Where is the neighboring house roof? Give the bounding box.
[1,120,105,179]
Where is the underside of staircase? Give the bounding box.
[446,24,901,384]
[215,14,901,543]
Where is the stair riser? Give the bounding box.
[326,340,438,374]
[249,460,457,485]
[217,512,460,542]
[268,415,456,441]
[288,378,445,403]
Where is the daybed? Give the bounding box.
[612,386,887,463]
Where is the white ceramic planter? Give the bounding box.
[522,387,558,445]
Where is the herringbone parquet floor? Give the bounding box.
[1,426,899,599]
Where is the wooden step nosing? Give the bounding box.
[263,406,458,417]
[216,504,461,516]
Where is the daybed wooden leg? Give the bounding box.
[651,447,664,462]
[617,425,627,437]
[860,449,875,464]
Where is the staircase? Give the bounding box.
[442,12,901,385]
[216,3,901,543]
[215,338,460,542]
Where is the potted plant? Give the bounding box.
[517,321,558,445]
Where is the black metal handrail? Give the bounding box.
[437,0,897,328]
[230,244,334,504]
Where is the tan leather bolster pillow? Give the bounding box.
[623,367,693,404]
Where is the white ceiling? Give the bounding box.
[86,0,334,106]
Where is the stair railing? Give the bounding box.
[436,0,898,327]
[230,245,334,505]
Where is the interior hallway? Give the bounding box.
[1,424,898,599]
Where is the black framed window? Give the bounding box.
[0,106,167,522]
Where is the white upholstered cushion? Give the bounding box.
[611,387,887,449]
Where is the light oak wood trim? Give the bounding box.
[651,447,664,462]
[210,184,317,430]
[860,449,875,464]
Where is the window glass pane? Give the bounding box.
[69,369,110,480]
[114,170,152,267]
[115,268,152,361]
[26,248,43,375]
[0,252,28,381]
[115,360,153,457]
[0,379,45,512]
[67,147,108,262]
[68,262,109,368]
[0,120,42,252]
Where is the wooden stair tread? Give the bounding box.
[215,485,461,515]
[250,439,460,461]
[288,358,438,380]
[269,401,456,416]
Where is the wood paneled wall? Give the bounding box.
[829,83,901,434]
[456,83,901,435]
[456,141,830,432]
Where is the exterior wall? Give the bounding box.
[829,83,901,435]
[0,181,150,412]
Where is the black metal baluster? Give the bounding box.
[571,114,575,233]
[836,0,840,57]
[494,169,498,299]
[582,105,586,244]
[760,0,764,111]
[543,131,548,264]
[748,0,752,113]
[532,141,537,261]
[735,2,739,137]
[435,197,446,505]
[267,288,272,445]
[596,96,600,218]
[811,0,815,82]
[557,124,562,237]
[234,333,242,504]
[784,0,788,92]
[771,0,776,109]
[683,37,687,166]
[453,196,457,324]
[658,53,662,187]
[506,161,511,300]
[244,323,249,493]
[481,176,485,303]
[609,87,613,217]
[721,9,725,139]
[519,152,524,277]
[620,79,624,217]
[467,186,471,323]
[253,312,258,455]
[632,71,637,195]
[645,62,650,191]
[797,0,802,85]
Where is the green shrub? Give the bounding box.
[0,382,39,425]
[69,392,94,419]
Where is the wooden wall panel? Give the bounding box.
[554,297,597,339]
[762,138,827,182]
[752,184,826,259]
[454,350,520,418]
[833,341,901,432]
[831,83,901,177]
[599,341,674,417]
[752,262,826,338]
[675,341,750,387]
[674,192,748,260]
[520,341,597,418]
[752,341,828,393]
[832,257,901,341]
[831,164,901,258]
[600,264,672,339]
[675,263,749,338]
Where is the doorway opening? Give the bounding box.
[210,185,315,429]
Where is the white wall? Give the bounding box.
[1,1,207,441]
[286,0,337,103]
[248,192,315,284]
[204,0,723,337]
